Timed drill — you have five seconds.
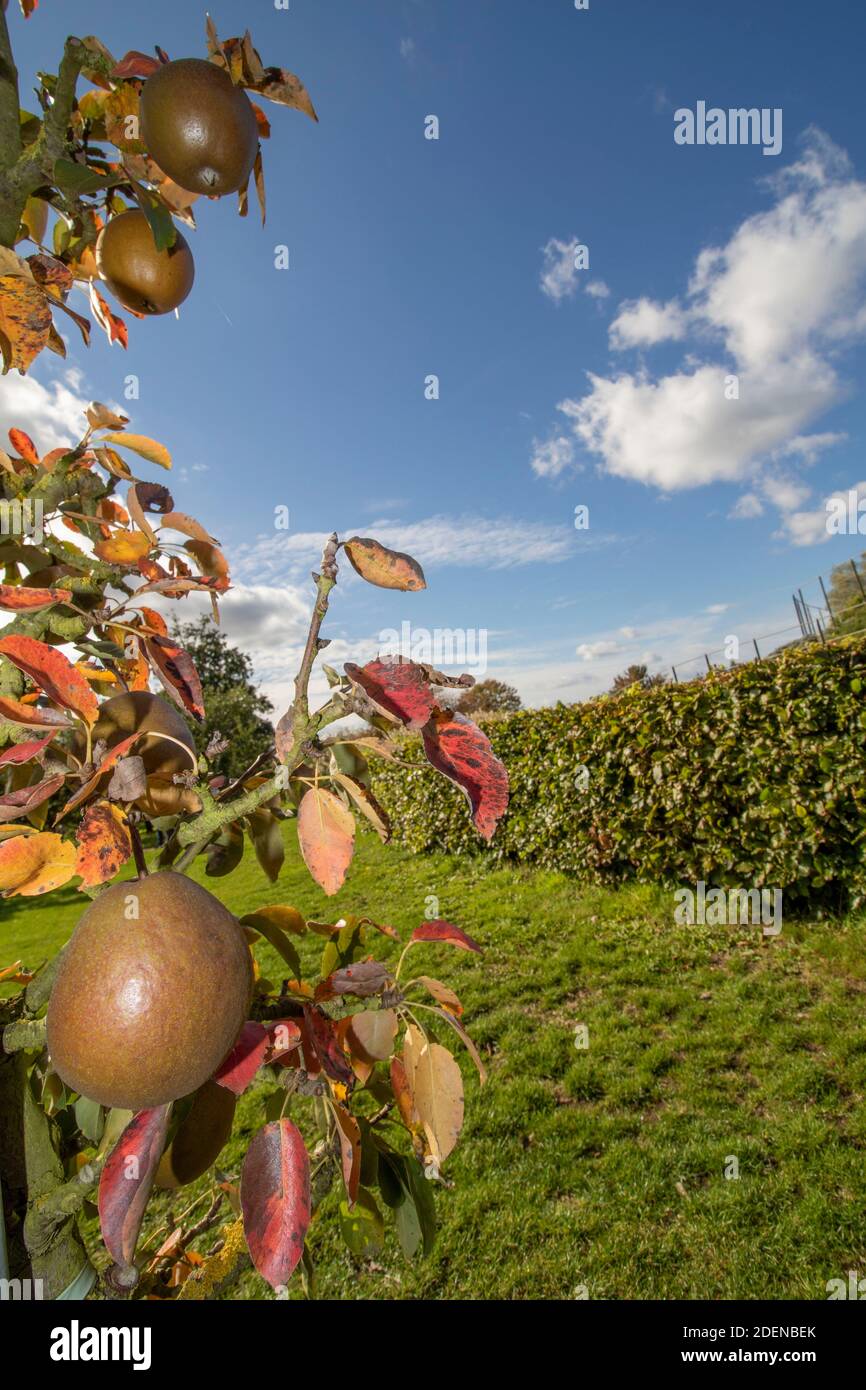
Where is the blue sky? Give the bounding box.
[5,0,866,710]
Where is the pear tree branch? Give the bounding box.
[172,535,342,871]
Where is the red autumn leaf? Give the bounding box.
[112,50,162,79]
[314,960,393,1003]
[0,635,99,725]
[0,697,72,729]
[421,712,509,840]
[0,732,57,766]
[213,1021,270,1096]
[301,1005,354,1087]
[144,633,205,722]
[344,657,435,732]
[74,801,132,888]
[0,773,65,825]
[0,584,71,611]
[296,787,355,896]
[135,482,174,513]
[240,1120,310,1290]
[332,1103,361,1207]
[8,428,39,466]
[98,1105,171,1269]
[411,920,483,953]
[343,536,426,591]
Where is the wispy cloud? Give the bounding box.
[231,514,612,585]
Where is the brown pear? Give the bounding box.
[154,1080,237,1189]
[96,209,194,315]
[86,690,196,782]
[140,58,259,196]
[47,872,253,1111]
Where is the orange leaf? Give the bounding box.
[0,274,52,373]
[0,696,73,729]
[0,635,98,725]
[8,428,40,466]
[0,831,77,897]
[0,584,71,612]
[184,539,230,588]
[297,788,355,896]
[343,537,426,591]
[89,282,129,348]
[74,801,132,888]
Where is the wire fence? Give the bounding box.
[669,559,866,684]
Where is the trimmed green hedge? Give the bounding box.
[373,638,866,909]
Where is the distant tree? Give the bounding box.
[826,554,866,635]
[170,616,274,779]
[456,678,522,717]
[610,663,666,694]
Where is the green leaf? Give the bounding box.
[138,196,178,254]
[53,158,111,196]
[339,1188,384,1259]
[74,1095,104,1144]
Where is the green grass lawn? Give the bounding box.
[4,824,866,1300]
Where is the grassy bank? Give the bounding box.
[4,825,866,1299]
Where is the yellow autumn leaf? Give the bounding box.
[409,1039,464,1166]
[0,832,77,897]
[97,432,172,470]
[94,530,151,565]
[0,273,52,374]
[75,664,118,684]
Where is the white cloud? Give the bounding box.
[540,237,583,303]
[537,131,866,511]
[705,603,730,614]
[773,431,846,465]
[778,480,866,546]
[0,366,89,453]
[760,473,812,512]
[619,625,639,639]
[399,37,416,63]
[529,434,575,479]
[576,639,620,662]
[559,355,833,491]
[729,492,764,519]
[608,297,689,349]
[586,280,610,300]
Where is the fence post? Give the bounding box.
[704,653,712,673]
[670,666,678,683]
[850,558,866,605]
[753,638,761,660]
[799,589,815,637]
[819,575,836,629]
[816,618,826,644]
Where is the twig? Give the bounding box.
[172,538,342,871]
